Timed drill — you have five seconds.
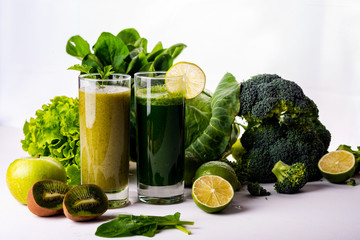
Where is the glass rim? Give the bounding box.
[134,71,184,80]
[79,73,131,81]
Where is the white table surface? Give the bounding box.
[1,126,359,240]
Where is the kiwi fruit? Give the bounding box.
[63,184,108,221]
[27,179,70,217]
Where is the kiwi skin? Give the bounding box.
[27,179,70,217]
[63,184,108,222]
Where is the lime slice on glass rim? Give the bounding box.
[318,150,356,183]
[165,62,206,99]
[192,175,234,213]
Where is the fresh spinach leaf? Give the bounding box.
[126,52,148,76]
[164,43,187,59]
[66,35,91,60]
[133,37,148,53]
[147,41,165,62]
[93,32,129,73]
[153,54,173,71]
[95,212,194,238]
[117,28,140,46]
[82,54,103,73]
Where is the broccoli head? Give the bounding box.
[272,161,308,194]
[239,74,319,125]
[247,182,271,196]
[238,74,331,183]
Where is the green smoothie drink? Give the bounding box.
[79,74,131,208]
[135,72,185,204]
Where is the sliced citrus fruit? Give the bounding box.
[165,62,206,99]
[194,161,241,191]
[192,175,234,213]
[318,150,355,183]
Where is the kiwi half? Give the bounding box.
[63,184,108,221]
[27,179,70,217]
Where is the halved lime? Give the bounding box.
[192,175,234,213]
[165,62,206,99]
[194,161,241,191]
[318,150,355,183]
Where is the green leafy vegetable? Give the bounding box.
[186,73,240,162]
[66,35,90,60]
[67,64,95,77]
[95,212,194,238]
[21,96,80,187]
[66,28,187,76]
[98,65,115,80]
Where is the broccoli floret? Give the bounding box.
[241,117,329,182]
[247,182,271,196]
[347,179,356,186]
[239,74,318,125]
[220,158,248,185]
[238,74,331,183]
[272,161,308,194]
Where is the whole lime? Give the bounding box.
[6,156,67,204]
[194,161,241,191]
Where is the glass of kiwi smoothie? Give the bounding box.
[79,74,131,208]
[134,72,185,204]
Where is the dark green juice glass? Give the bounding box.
[135,72,185,204]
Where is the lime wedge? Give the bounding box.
[165,62,206,99]
[192,175,234,213]
[318,150,355,183]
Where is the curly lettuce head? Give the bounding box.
[21,96,80,187]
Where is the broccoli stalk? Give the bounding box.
[272,161,308,194]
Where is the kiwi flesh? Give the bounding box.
[27,179,70,217]
[63,184,108,221]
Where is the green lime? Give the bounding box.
[318,150,355,183]
[6,156,67,204]
[194,161,241,191]
[192,175,234,213]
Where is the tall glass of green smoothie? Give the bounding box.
[134,72,185,204]
[79,74,131,208]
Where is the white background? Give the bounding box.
[0,0,359,148]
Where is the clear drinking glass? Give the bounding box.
[79,74,131,208]
[135,72,185,204]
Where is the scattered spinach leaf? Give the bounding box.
[95,212,194,238]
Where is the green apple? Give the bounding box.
[6,156,67,204]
